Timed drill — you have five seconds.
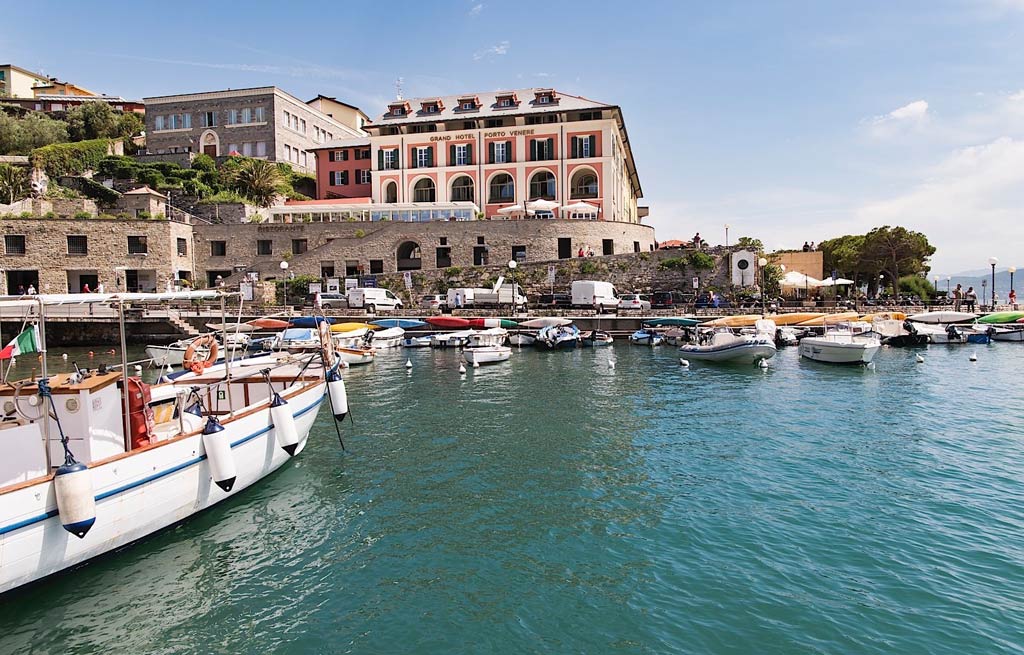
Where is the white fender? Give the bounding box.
[202,417,237,492]
[328,374,348,420]
[54,462,96,538]
[270,393,300,456]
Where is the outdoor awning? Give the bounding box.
[817,277,855,287]
[526,199,559,212]
[780,271,824,288]
[496,204,526,215]
[560,201,599,214]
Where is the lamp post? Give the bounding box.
[280,260,290,312]
[988,256,998,309]
[758,257,768,315]
[946,276,951,295]
[508,259,518,315]
[725,223,730,249]
[1010,266,1017,308]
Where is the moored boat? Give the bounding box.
[986,325,1024,342]
[977,311,1024,324]
[519,317,573,329]
[371,318,427,329]
[367,326,405,349]
[509,331,537,346]
[462,345,512,365]
[799,322,881,364]
[580,330,614,346]
[467,318,519,329]
[336,345,375,365]
[402,335,433,348]
[679,320,777,364]
[629,328,664,346]
[426,316,472,329]
[536,324,581,349]
[906,311,979,324]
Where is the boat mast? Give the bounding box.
[220,294,233,412]
[117,299,131,451]
[35,298,52,469]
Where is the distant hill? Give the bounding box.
[931,267,1023,300]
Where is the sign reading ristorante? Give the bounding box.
[429,129,535,142]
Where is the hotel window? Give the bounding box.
[331,171,349,185]
[210,241,227,256]
[499,98,512,107]
[292,239,308,255]
[201,111,217,127]
[413,178,436,202]
[177,238,188,256]
[489,141,511,164]
[229,143,240,154]
[4,235,26,255]
[529,171,556,200]
[242,142,253,156]
[256,141,267,157]
[380,149,398,170]
[538,95,551,104]
[154,115,165,130]
[358,170,371,184]
[300,119,307,133]
[462,102,474,110]
[301,151,308,167]
[228,109,238,124]
[392,107,403,116]
[67,235,88,256]
[451,176,474,202]
[425,104,438,113]
[332,150,348,161]
[256,240,273,256]
[414,146,433,169]
[127,236,148,255]
[579,111,602,121]
[485,118,504,128]
[452,143,471,166]
[571,135,596,158]
[241,108,252,123]
[463,120,476,130]
[530,138,554,161]
[571,171,599,199]
[489,173,514,202]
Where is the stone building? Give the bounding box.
[0,216,194,294]
[142,87,366,174]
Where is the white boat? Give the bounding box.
[520,317,573,329]
[367,327,404,349]
[336,346,375,365]
[145,337,211,367]
[471,327,508,346]
[906,311,979,324]
[799,322,881,364]
[986,325,1024,342]
[463,345,512,365]
[775,326,802,346]
[536,324,581,350]
[629,328,664,346]
[914,323,969,344]
[431,329,475,349]
[0,291,332,595]
[509,331,537,346]
[403,335,432,348]
[332,327,370,349]
[580,330,614,346]
[679,321,777,364]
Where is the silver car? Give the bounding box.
[618,293,652,311]
[420,294,448,310]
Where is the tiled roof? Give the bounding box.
[34,94,133,102]
[371,88,611,125]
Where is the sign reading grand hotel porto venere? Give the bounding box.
[429,129,536,142]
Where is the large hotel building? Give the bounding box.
[305,88,644,223]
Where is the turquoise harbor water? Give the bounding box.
[1,343,1023,654]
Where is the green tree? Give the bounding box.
[229,158,282,207]
[191,153,216,172]
[0,113,68,154]
[819,234,871,286]
[762,263,784,297]
[861,226,935,294]
[736,236,764,253]
[117,112,145,138]
[0,164,29,204]
[66,102,120,140]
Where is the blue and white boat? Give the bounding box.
[536,324,581,350]
[679,320,777,364]
[629,328,664,346]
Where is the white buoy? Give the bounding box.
[679,358,690,367]
[134,364,143,372]
[459,362,466,374]
[327,371,349,420]
[970,353,978,362]
[270,393,300,456]
[61,353,68,360]
[202,417,236,492]
[609,359,616,369]
[473,360,480,368]
[54,461,96,539]
[915,354,925,364]
[405,359,413,369]
[758,359,769,369]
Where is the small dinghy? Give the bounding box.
[580,330,614,346]
[467,318,519,329]
[536,324,581,349]
[520,317,573,329]
[403,335,433,348]
[509,331,537,346]
[629,328,664,346]
[906,311,978,324]
[371,318,427,329]
[463,345,512,365]
[679,319,777,364]
[427,316,472,329]
[915,323,968,344]
[336,346,375,365]
[367,327,405,349]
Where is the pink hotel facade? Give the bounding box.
[310,88,645,223]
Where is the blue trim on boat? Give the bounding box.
[0,394,324,537]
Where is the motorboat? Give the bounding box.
[145,336,213,367]
[799,322,881,364]
[332,327,371,349]
[774,326,803,347]
[986,325,1024,342]
[663,327,692,346]
[462,345,512,365]
[914,323,969,344]
[336,346,375,365]
[509,330,537,347]
[906,311,978,324]
[431,330,475,349]
[367,326,405,349]
[580,330,614,346]
[274,327,323,354]
[629,328,664,346]
[678,320,777,364]
[536,324,581,350]
[402,335,432,348]
[874,319,929,347]
[0,291,331,595]
[471,327,508,346]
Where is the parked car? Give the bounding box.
[347,287,404,312]
[651,290,690,309]
[317,293,347,310]
[618,293,652,311]
[537,292,572,308]
[420,294,448,310]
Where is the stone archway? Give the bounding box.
[200,130,219,157]
[396,241,422,271]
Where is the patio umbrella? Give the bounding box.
[526,199,559,212]
[781,271,823,288]
[496,203,525,216]
[817,277,855,287]
[559,201,599,218]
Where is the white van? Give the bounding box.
[571,280,619,312]
[346,287,404,312]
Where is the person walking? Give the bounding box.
[965,286,977,311]
[953,283,963,311]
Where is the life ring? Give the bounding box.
[318,322,336,368]
[183,335,219,375]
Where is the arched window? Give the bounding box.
[528,170,556,200]
[570,170,598,199]
[413,178,435,202]
[397,241,422,271]
[488,173,514,203]
[384,181,398,203]
[451,176,475,202]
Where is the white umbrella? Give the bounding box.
[817,277,855,287]
[559,201,599,218]
[781,271,823,288]
[496,203,525,215]
[526,199,559,212]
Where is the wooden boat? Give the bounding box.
[768,312,825,326]
[977,311,1024,324]
[249,317,290,330]
[463,345,512,365]
[519,317,572,329]
[426,316,472,329]
[906,311,978,324]
[986,326,1024,342]
[336,346,375,365]
[702,314,762,327]
[856,312,906,323]
[0,292,331,595]
[796,312,860,326]
[467,318,519,329]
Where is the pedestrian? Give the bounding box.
[314,291,323,310]
[455,291,463,309]
[82,283,91,294]
[578,246,584,258]
[965,286,977,311]
[1010,288,1017,309]
[26,284,35,295]
[693,232,702,249]
[953,283,963,311]
[17,284,25,295]
[587,246,594,257]
[802,242,810,252]
[96,282,104,294]
[712,292,720,309]
[809,241,815,251]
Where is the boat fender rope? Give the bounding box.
[39,378,78,466]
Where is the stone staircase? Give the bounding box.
[167,309,201,337]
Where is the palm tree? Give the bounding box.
[230,159,282,207]
[0,164,28,205]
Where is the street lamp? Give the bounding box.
[946,276,951,295]
[508,259,518,315]
[988,256,998,309]
[725,223,730,249]
[1010,266,1017,308]
[280,261,290,311]
[758,257,768,314]
[933,276,938,294]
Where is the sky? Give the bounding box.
[5,0,1024,274]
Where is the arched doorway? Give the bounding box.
[396,241,422,271]
[200,130,219,157]
[412,178,436,202]
[384,180,398,203]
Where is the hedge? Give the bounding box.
[31,139,112,177]
[76,176,122,204]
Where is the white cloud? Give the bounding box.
[869,99,929,125]
[473,40,510,61]
[469,3,484,16]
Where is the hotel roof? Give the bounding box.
[371,88,613,125]
[308,137,371,150]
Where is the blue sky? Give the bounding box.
[6,0,1024,273]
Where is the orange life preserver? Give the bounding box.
[183,335,219,375]
[126,376,155,449]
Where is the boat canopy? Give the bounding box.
[0,291,224,309]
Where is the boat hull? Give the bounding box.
[0,382,325,595]
[508,332,536,346]
[463,346,512,364]
[989,327,1024,342]
[678,340,776,363]
[336,347,375,365]
[799,339,880,364]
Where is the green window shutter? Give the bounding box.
[466,146,473,166]
[506,141,513,163]
[411,148,417,169]
[428,147,434,167]
[450,144,455,164]
[328,151,335,162]
[547,138,554,159]
[488,141,495,164]
[529,139,537,161]
[571,137,578,158]
[342,150,349,161]
[588,135,596,157]
[378,149,384,169]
